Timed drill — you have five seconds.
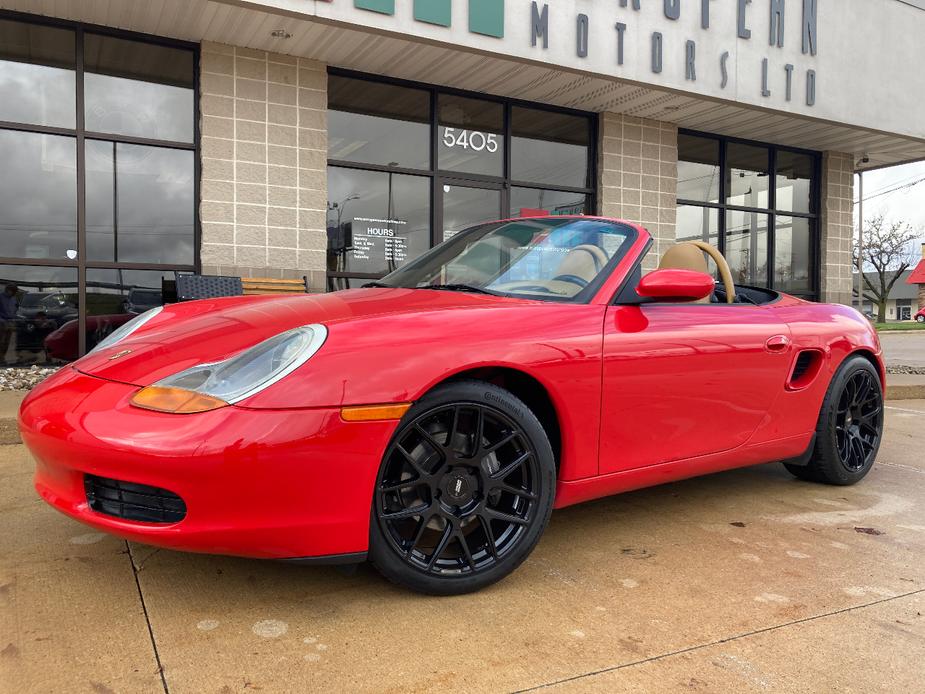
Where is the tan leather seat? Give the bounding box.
[658,242,712,303]
[554,244,609,285]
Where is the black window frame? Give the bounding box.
[0,10,199,357]
[676,129,821,300]
[326,68,597,289]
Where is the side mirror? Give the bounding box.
[637,268,714,302]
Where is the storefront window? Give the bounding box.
[326,72,596,288]
[511,107,590,188]
[677,132,819,298]
[725,211,769,286]
[0,19,76,128]
[0,16,197,361]
[774,216,812,294]
[84,269,172,355]
[328,76,430,170]
[327,167,430,276]
[0,131,77,261]
[84,34,195,143]
[677,135,719,204]
[776,151,814,214]
[0,265,78,366]
[510,188,590,217]
[438,94,503,177]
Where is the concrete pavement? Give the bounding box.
[2,403,924,692]
[880,331,925,368]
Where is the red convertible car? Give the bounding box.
[20,217,885,594]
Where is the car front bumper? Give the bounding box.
[19,368,399,560]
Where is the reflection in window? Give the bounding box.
[725,211,769,286]
[0,265,78,365]
[776,151,813,214]
[84,269,171,355]
[510,188,589,217]
[0,130,77,261]
[327,167,431,275]
[726,143,769,208]
[0,20,76,128]
[112,144,195,265]
[511,107,589,188]
[83,34,194,143]
[677,134,719,203]
[328,76,430,170]
[442,186,501,241]
[775,216,812,295]
[438,95,503,177]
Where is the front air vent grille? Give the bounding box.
[84,474,186,524]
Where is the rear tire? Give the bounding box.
[369,380,556,595]
[784,355,883,485]
[917,315,925,323]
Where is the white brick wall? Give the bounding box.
[598,113,678,270]
[198,42,327,290]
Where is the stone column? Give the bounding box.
[819,152,855,305]
[597,113,678,270]
[198,42,328,290]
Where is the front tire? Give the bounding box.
[784,355,884,485]
[916,315,925,323]
[369,380,555,595]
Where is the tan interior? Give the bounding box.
[554,244,609,284]
[657,241,736,304]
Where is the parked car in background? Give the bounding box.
[44,314,135,362]
[122,288,163,315]
[916,307,925,323]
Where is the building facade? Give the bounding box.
[1,0,924,361]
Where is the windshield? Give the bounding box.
[375,218,635,301]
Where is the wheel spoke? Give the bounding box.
[457,530,476,570]
[396,443,430,478]
[405,514,432,557]
[380,477,422,494]
[477,514,500,560]
[490,451,532,480]
[484,432,518,456]
[381,503,430,521]
[426,521,454,570]
[484,507,529,526]
[414,424,446,456]
[496,482,538,500]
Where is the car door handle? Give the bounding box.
[765,335,791,353]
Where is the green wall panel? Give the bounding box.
[354,0,395,15]
[414,0,452,26]
[468,0,504,38]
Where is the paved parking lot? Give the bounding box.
[3,403,924,693]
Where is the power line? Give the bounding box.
[853,176,925,204]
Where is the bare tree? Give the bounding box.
[853,215,919,323]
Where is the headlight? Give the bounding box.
[130,324,327,414]
[90,305,164,354]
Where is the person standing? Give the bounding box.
[0,284,20,364]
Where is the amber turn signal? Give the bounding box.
[130,386,229,414]
[340,403,412,422]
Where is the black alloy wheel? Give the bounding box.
[785,355,884,485]
[369,380,555,594]
[834,369,882,471]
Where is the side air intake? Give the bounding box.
[788,350,823,390]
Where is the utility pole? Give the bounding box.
[857,171,864,310]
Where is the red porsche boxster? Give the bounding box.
[20,217,885,594]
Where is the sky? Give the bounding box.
[853,160,925,258]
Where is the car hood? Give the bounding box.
[75,288,528,386]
